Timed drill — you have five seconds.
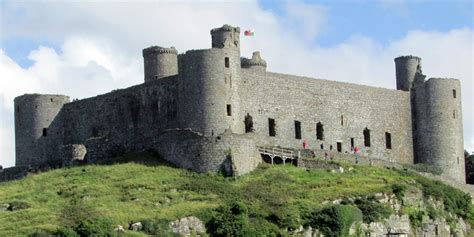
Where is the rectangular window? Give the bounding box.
[294,120,301,139]
[225,57,230,68]
[453,110,456,119]
[337,142,342,152]
[227,104,232,116]
[385,132,392,149]
[42,128,48,137]
[341,115,344,126]
[363,128,371,147]
[453,89,456,98]
[268,118,276,137]
[350,138,354,149]
[316,122,324,140]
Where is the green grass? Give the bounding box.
[0,152,471,236]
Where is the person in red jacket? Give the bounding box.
[354,146,360,164]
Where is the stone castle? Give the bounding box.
[13,24,465,182]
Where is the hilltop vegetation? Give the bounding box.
[0,152,472,236]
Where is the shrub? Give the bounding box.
[207,201,251,236]
[76,217,114,237]
[416,177,471,218]
[353,197,392,223]
[265,205,301,231]
[307,205,362,237]
[140,219,158,234]
[55,227,79,237]
[391,183,407,201]
[466,204,474,227]
[408,209,424,228]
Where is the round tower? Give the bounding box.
[394,55,421,91]
[414,78,465,183]
[178,24,243,136]
[210,24,240,49]
[14,94,70,167]
[143,46,178,83]
[241,51,267,74]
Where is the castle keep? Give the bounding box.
[14,25,465,182]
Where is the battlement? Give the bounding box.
[394,55,421,62]
[241,51,267,68]
[143,46,178,56]
[210,24,240,34]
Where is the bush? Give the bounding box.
[76,217,114,237]
[416,177,471,218]
[353,197,392,223]
[466,204,474,227]
[408,209,424,228]
[207,201,251,236]
[140,219,158,234]
[391,184,407,201]
[55,227,79,237]
[307,205,362,237]
[265,205,301,231]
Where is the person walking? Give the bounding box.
[354,146,360,164]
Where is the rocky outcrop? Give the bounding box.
[169,216,206,236]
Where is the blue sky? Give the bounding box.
[258,0,473,46]
[0,0,473,167]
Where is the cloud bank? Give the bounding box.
[0,1,472,167]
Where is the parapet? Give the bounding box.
[210,24,240,34]
[241,51,267,68]
[142,46,178,56]
[241,51,267,74]
[394,55,421,62]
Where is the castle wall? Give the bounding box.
[152,129,260,176]
[14,94,70,167]
[62,77,179,156]
[239,71,414,164]
[413,78,465,183]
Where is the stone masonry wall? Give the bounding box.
[239,71,414,165]
[153,129,261,176]
[0,166,28,182]
[63,76,178,152]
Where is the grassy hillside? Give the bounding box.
[0,152,472,236]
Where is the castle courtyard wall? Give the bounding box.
[62,76,179,152]
[239,71,414,164]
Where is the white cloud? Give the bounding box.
[0,0,473,167]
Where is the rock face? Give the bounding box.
[169,216,206,236]
[360,214,411,237]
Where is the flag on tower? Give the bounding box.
[244,30,254,36]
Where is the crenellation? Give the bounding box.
[12,24,465,182]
